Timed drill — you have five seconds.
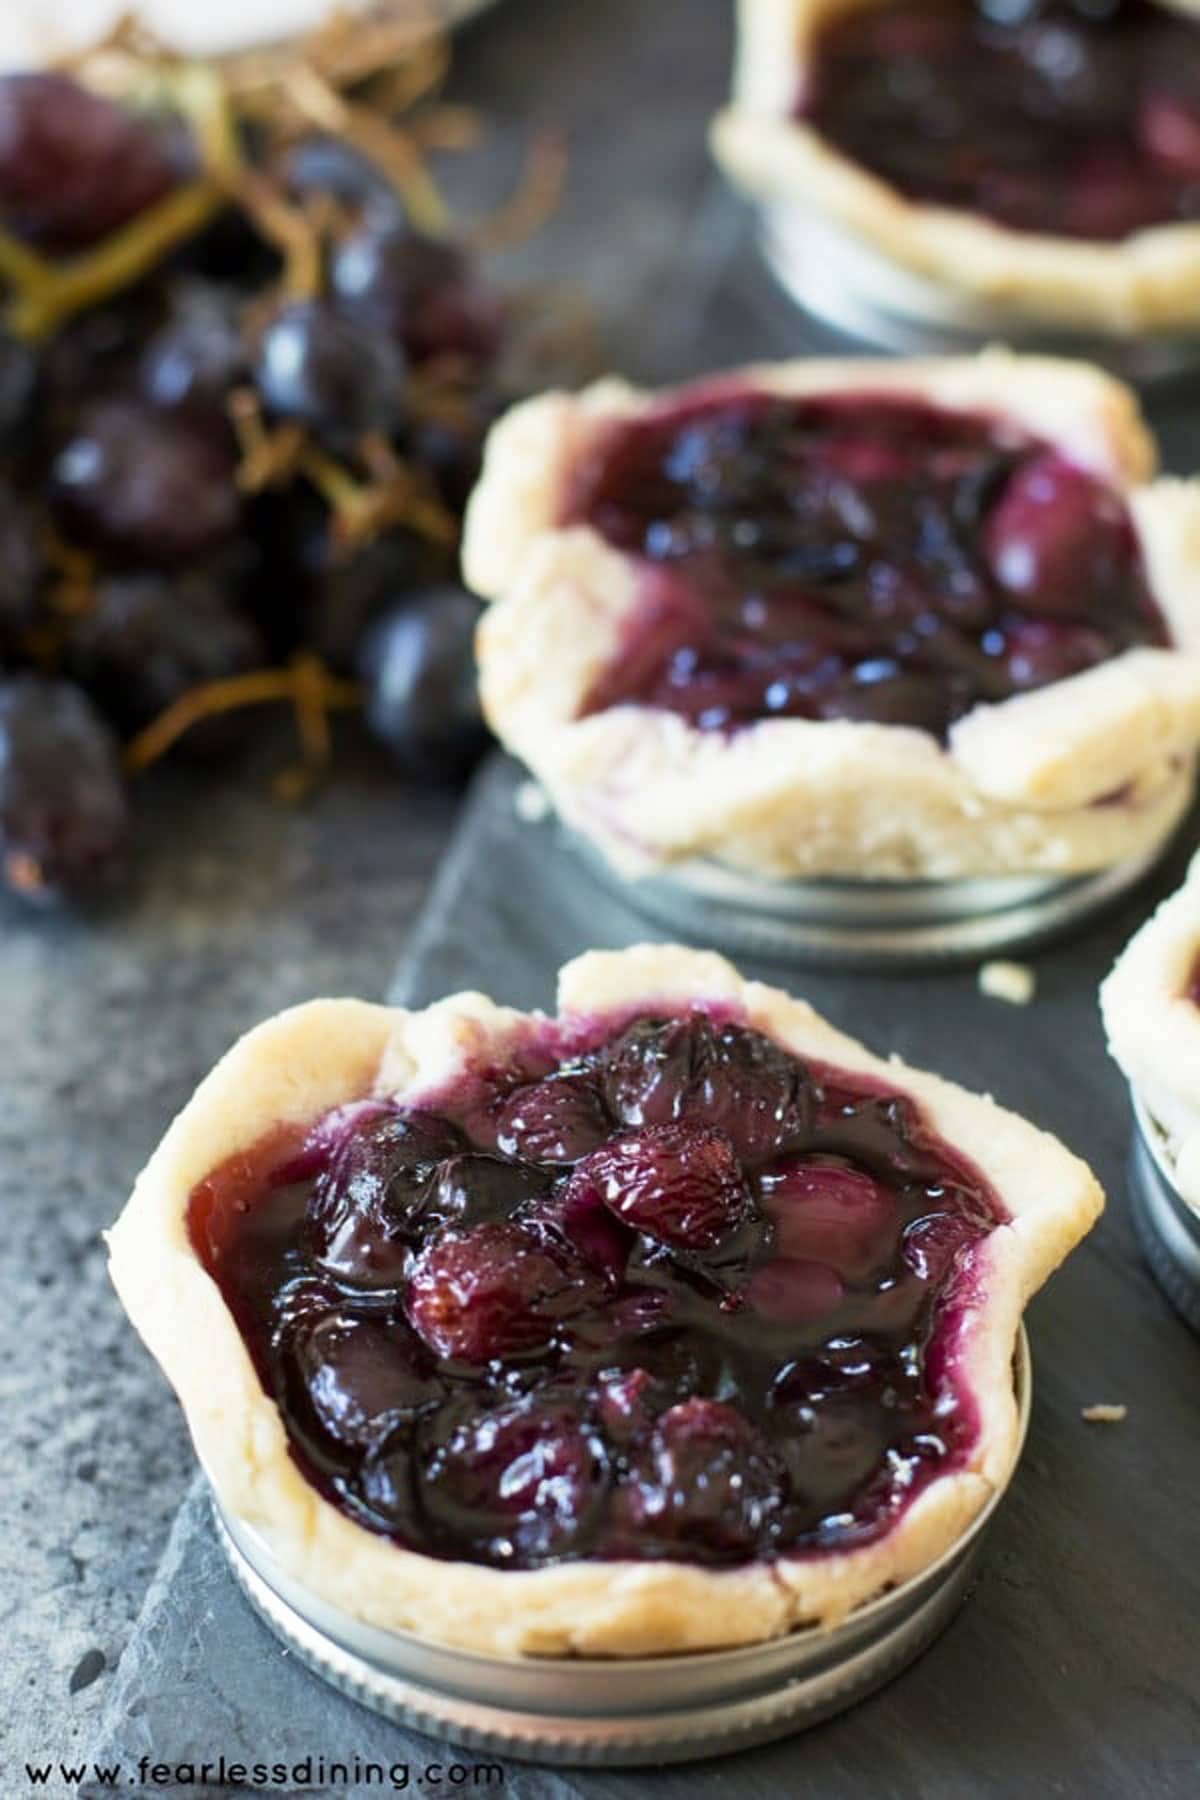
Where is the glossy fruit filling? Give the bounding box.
[189,1009,1008,1572]
[567,390,1165,737]
[802,0,1200,242]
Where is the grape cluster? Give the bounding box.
[575,392,1164,738]
[203,1010,1004,1568]
[0,65,514,905]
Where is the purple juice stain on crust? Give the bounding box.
[801,0,1200,244]
[564,390,1166,738]
[188,1009,1007,1572]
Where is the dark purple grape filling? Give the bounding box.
[567,390,1166,737]
[190,1009,1008,1572]
[802,0,1200,242]
[0,675,131,899]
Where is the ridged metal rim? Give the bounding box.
[759,204,1200,379]
[1129,1092,1200,1334]
[579,831,1173,969]
[212,1331,1030,1766]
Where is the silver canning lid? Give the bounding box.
[212,1330,1030,1767]
[577,831,1173,969]
[1129,1091,1200,1334]
[760,205,1200,381]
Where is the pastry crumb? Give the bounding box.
[978,960,1036,1005]
[1081,1403,1127,1423]
[514,780,550,824]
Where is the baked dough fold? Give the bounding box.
[109,945,1102,1655]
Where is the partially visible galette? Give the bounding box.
[1102,853,1200,1207]
[713,0,1200,335]
[109,946,1102,1657]
[464,354,1200,884]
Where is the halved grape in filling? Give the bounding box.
[801,0,1200,243]
[563,389,1166,739]
[189,1008,1007,1571]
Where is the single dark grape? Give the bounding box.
[41,293,163,444]
[605,1016,812,1161]
[68,570,265,741]
[759,1161,898,1282]
[492,1072,612,1165]
[573,1122,751,1251]
[40,290,163,454]
[0,676,130,902]
[307,1110,466,1288]
[419,1393,609,1563]
[50,399,241,564]
[983,454,1131,614]
[621,1398,786,1558]
[357,585,489,779]
[0,73,175,250]
[331,224,505,364]
[0,481,42,640]
[293,1312,444,1449]
[281,135,404,220]
[254,299,407,449]
[406,1220,602,1362]
[141,281,248,418]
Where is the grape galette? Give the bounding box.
[713,0,1200,335]
[465,355,1200,884]
[109,947,1101,1656]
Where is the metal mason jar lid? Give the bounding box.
[576,833,1173,970]
[1129,1090,1200,1334]
[213,1329,1031,1767]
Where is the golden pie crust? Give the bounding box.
[1102,853,1200,1209]
[712,0,1200,335]
[109,945,1103,1657]
[464,354,1200,884]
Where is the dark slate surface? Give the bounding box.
[84,754,1200,1797]
[58,0,1200,1789]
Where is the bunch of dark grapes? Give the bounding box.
[0,58,521,905]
